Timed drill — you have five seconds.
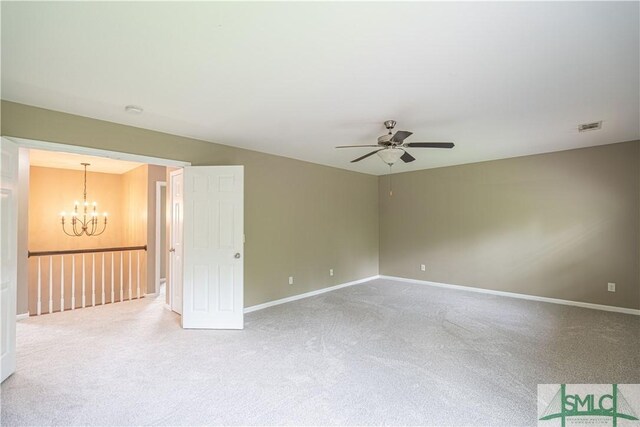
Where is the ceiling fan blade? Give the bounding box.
[351,149,384,163]
[405,142,455,148]
[400,151,416,163]
[335,145,380,148]
[391,130,413,143]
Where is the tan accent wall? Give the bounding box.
[379,141,640,310]
[146,164,166,294]
[29,166,124,251]
[3,101,380,308]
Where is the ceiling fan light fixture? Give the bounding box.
[377,148,404,165]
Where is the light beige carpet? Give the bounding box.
[1,278,639,426]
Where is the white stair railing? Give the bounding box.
[28,245,147,316]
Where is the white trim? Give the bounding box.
[6,137,191,168]
[16,312,29,321]
[155,181,167,294]
[380,275,640,316]
[168,169,183,315]
[244,275,380,313]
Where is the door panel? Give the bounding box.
[1,138,18,382]
[182,166,243,329]
[169,170,183,315]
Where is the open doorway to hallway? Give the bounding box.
[20,148,172,318]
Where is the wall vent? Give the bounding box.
[578,121,602,132]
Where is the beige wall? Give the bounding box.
[379,141,640,310]
[3,101,380,308]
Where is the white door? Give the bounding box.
[182,166,244,329]
[1,137,18,382]
[169,170,183,315]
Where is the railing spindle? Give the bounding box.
[71,255,76,310]
[48,256,53,314]
[82,254,86,308]
[37,257,42,316]
[92,253,96,307]
[101,253,105,305]
[136,251,140,299]
[128,251,132,300]
[60,255,65,312]
[111,252,115,303]
[120,252,124,302]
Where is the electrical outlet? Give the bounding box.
[329,269,334,276]
[289,276,294,285]
[607,282,616,292]
[420,264,426,272]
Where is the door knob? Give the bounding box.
[234,253,241,259]
[169,248,175,253]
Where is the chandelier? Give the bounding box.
[60,163,108,237]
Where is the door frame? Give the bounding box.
[168,169,184,314]
[154,181,167,295]
[4,136,191,316]
[6,137,190,169]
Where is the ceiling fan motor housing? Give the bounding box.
[378,134,392,144]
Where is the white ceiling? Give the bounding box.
[29,149,143,174]
[2,2,638,175]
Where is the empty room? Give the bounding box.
[1,1,639,426]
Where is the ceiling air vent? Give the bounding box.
[578,121,602,132]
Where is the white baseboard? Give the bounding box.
[244,275,380,314]
[380,275,640,316]
[16,312,30,321]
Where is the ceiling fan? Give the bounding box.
[336,120,454,165]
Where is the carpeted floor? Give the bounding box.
[1,278,639,426]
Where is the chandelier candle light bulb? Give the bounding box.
[60,163,108,237]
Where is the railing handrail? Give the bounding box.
[28,245,147,258]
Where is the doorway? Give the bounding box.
[1,136,246,382]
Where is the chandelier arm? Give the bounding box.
[93,221,107,236]
[90,217,99,236]
[83,215,92,236]
[62,221,78,237]
[87,217,95,236]
[72,218,83,237]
